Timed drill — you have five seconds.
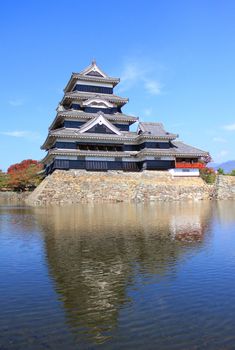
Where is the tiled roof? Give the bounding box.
[60,110,137,121]
[172,141,208,156]
[74,73,119,84]
[64,74,120,93]
[140,141,208,157]
[62,91,128,105]
[41,126,181,149]
[138,122,178,139]
[49,127,137,139]
[49,110,138,130]
[41,128,138,150]
[47,126,179,140]
[41,148,134,163]
[42,142,208,163]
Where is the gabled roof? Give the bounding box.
[80,61,108,78]
[138,122,178,140]
[78,114,121,135]
[64,61,120,92]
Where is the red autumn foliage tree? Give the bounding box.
[7,159,43,191]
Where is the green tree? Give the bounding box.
[217,167,224,175]
[0,170,9,190]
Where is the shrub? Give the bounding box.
[230,170,235,176]
[200,167,216,184]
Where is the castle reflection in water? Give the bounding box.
[35,202,213,344]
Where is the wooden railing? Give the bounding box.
[175,162,205,169]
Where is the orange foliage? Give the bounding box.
[7,159,43,191]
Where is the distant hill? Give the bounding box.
[208,160,235,173]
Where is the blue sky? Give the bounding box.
[1,0,235,170]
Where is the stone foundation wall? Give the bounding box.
[26,170,215,206]
[216,175,235,199]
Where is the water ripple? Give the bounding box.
[0,201,235,349]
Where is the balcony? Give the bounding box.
[175,162,205,169]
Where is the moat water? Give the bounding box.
[1,201,235,349]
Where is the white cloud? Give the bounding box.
[212,137,227,143]
[8,98,24,106]
[0,130,40,140]
[223,123,235,131]
[144,80,161,95]
[118,61,146,91]
[118,59,162,96]
[121,64,141,84]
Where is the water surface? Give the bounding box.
[1,201,235,349]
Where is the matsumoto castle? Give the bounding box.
[42,61,208,176]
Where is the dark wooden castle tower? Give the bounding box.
[41,61,208,175]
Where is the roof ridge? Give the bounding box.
[140,122,163,125]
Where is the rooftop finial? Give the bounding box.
[92,59,96,65]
